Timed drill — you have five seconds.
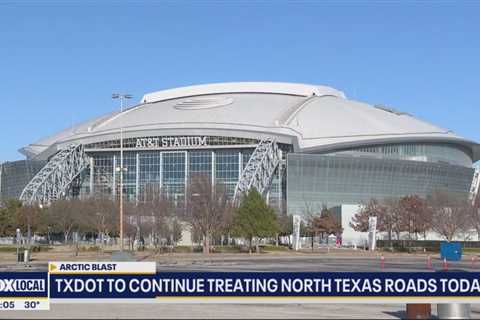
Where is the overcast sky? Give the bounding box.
[0,1,479,163]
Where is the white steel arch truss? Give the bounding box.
[470,167,480,204]
[19,144,89,206]
[233,138,281,203]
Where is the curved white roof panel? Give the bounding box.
[141,82,346,103]
[21,82,480,162]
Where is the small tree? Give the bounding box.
[428,191,470,241]
[16,203,45,244]
[471,195,480,240]
[233,188,279,253]
[308,205,342,244]
[277,213,293,239]
[123,201,141,250]
[137,190,173,249]
[84,196,118,246]
[185,173,233,254]
[398,195,431,240]
[45,199,83,244]
[382,198,404,241]
[0,199,21,236]
[350,198,402,247]
[350,198,388,233]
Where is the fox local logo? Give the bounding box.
[0,278,45,292]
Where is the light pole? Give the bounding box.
[112,93,132,251]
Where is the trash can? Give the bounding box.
[406,303,431,319]
[437,303,470,319]
[440,242,462,261]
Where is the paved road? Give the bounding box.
[0,302,418,319]
[153,254,476,272]
[1,253,478,319]
[3,253,477,273]
[2,302,480,319]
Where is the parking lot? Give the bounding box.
[1,250,479,318]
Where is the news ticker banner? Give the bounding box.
[4,262,480,310]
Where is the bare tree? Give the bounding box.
[383,198,405,241]
[467,194,480,240]
[45,199,82,244]
[350,199,383,232]
[307,205,342,247]
[123,201,141,250]
[185,173,233,254]
[84,196,118,245]
[277,212,293,243]
[398,195,431,240]
[351,198,403,247]
[428,191,471,241]
[16,203,44,244]
[137,184,173,250]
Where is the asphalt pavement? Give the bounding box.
[1,252,479,319]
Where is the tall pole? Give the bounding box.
[112,93,132,252]
[119,96,124,251]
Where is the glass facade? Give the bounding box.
[138,151,161,201]
[80,146,284,212]
[81,148,283,207]
[79,140,474,217]
[10,135,472,221]
[162,151,186,202]
[215,150,240,196]
[287,152,475,216]
[91,154,114,195]
[0,160,46,203]
[328,143,472,167]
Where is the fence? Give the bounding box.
[377,240,480,252]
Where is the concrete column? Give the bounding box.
[135,152,140,204]
[238,151,242,178]
[184,151,188,206]
[211,151,216,187]
[89,157,94,195]
[159,152,163,190]
[112,154,116,197]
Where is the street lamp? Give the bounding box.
[112,93,132,251]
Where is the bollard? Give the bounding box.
[380,255,385,270]
[427,255,433,270]
[23,249,29,264]
[437,303,470,319]
[406,304,431,320]
[443,258,448,271]
[471,256,476,269]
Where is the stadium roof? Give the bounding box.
[21,82,480,162]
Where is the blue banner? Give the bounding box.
[1,271,480,300]
[0,272,48,298]
[48,272,480,299]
